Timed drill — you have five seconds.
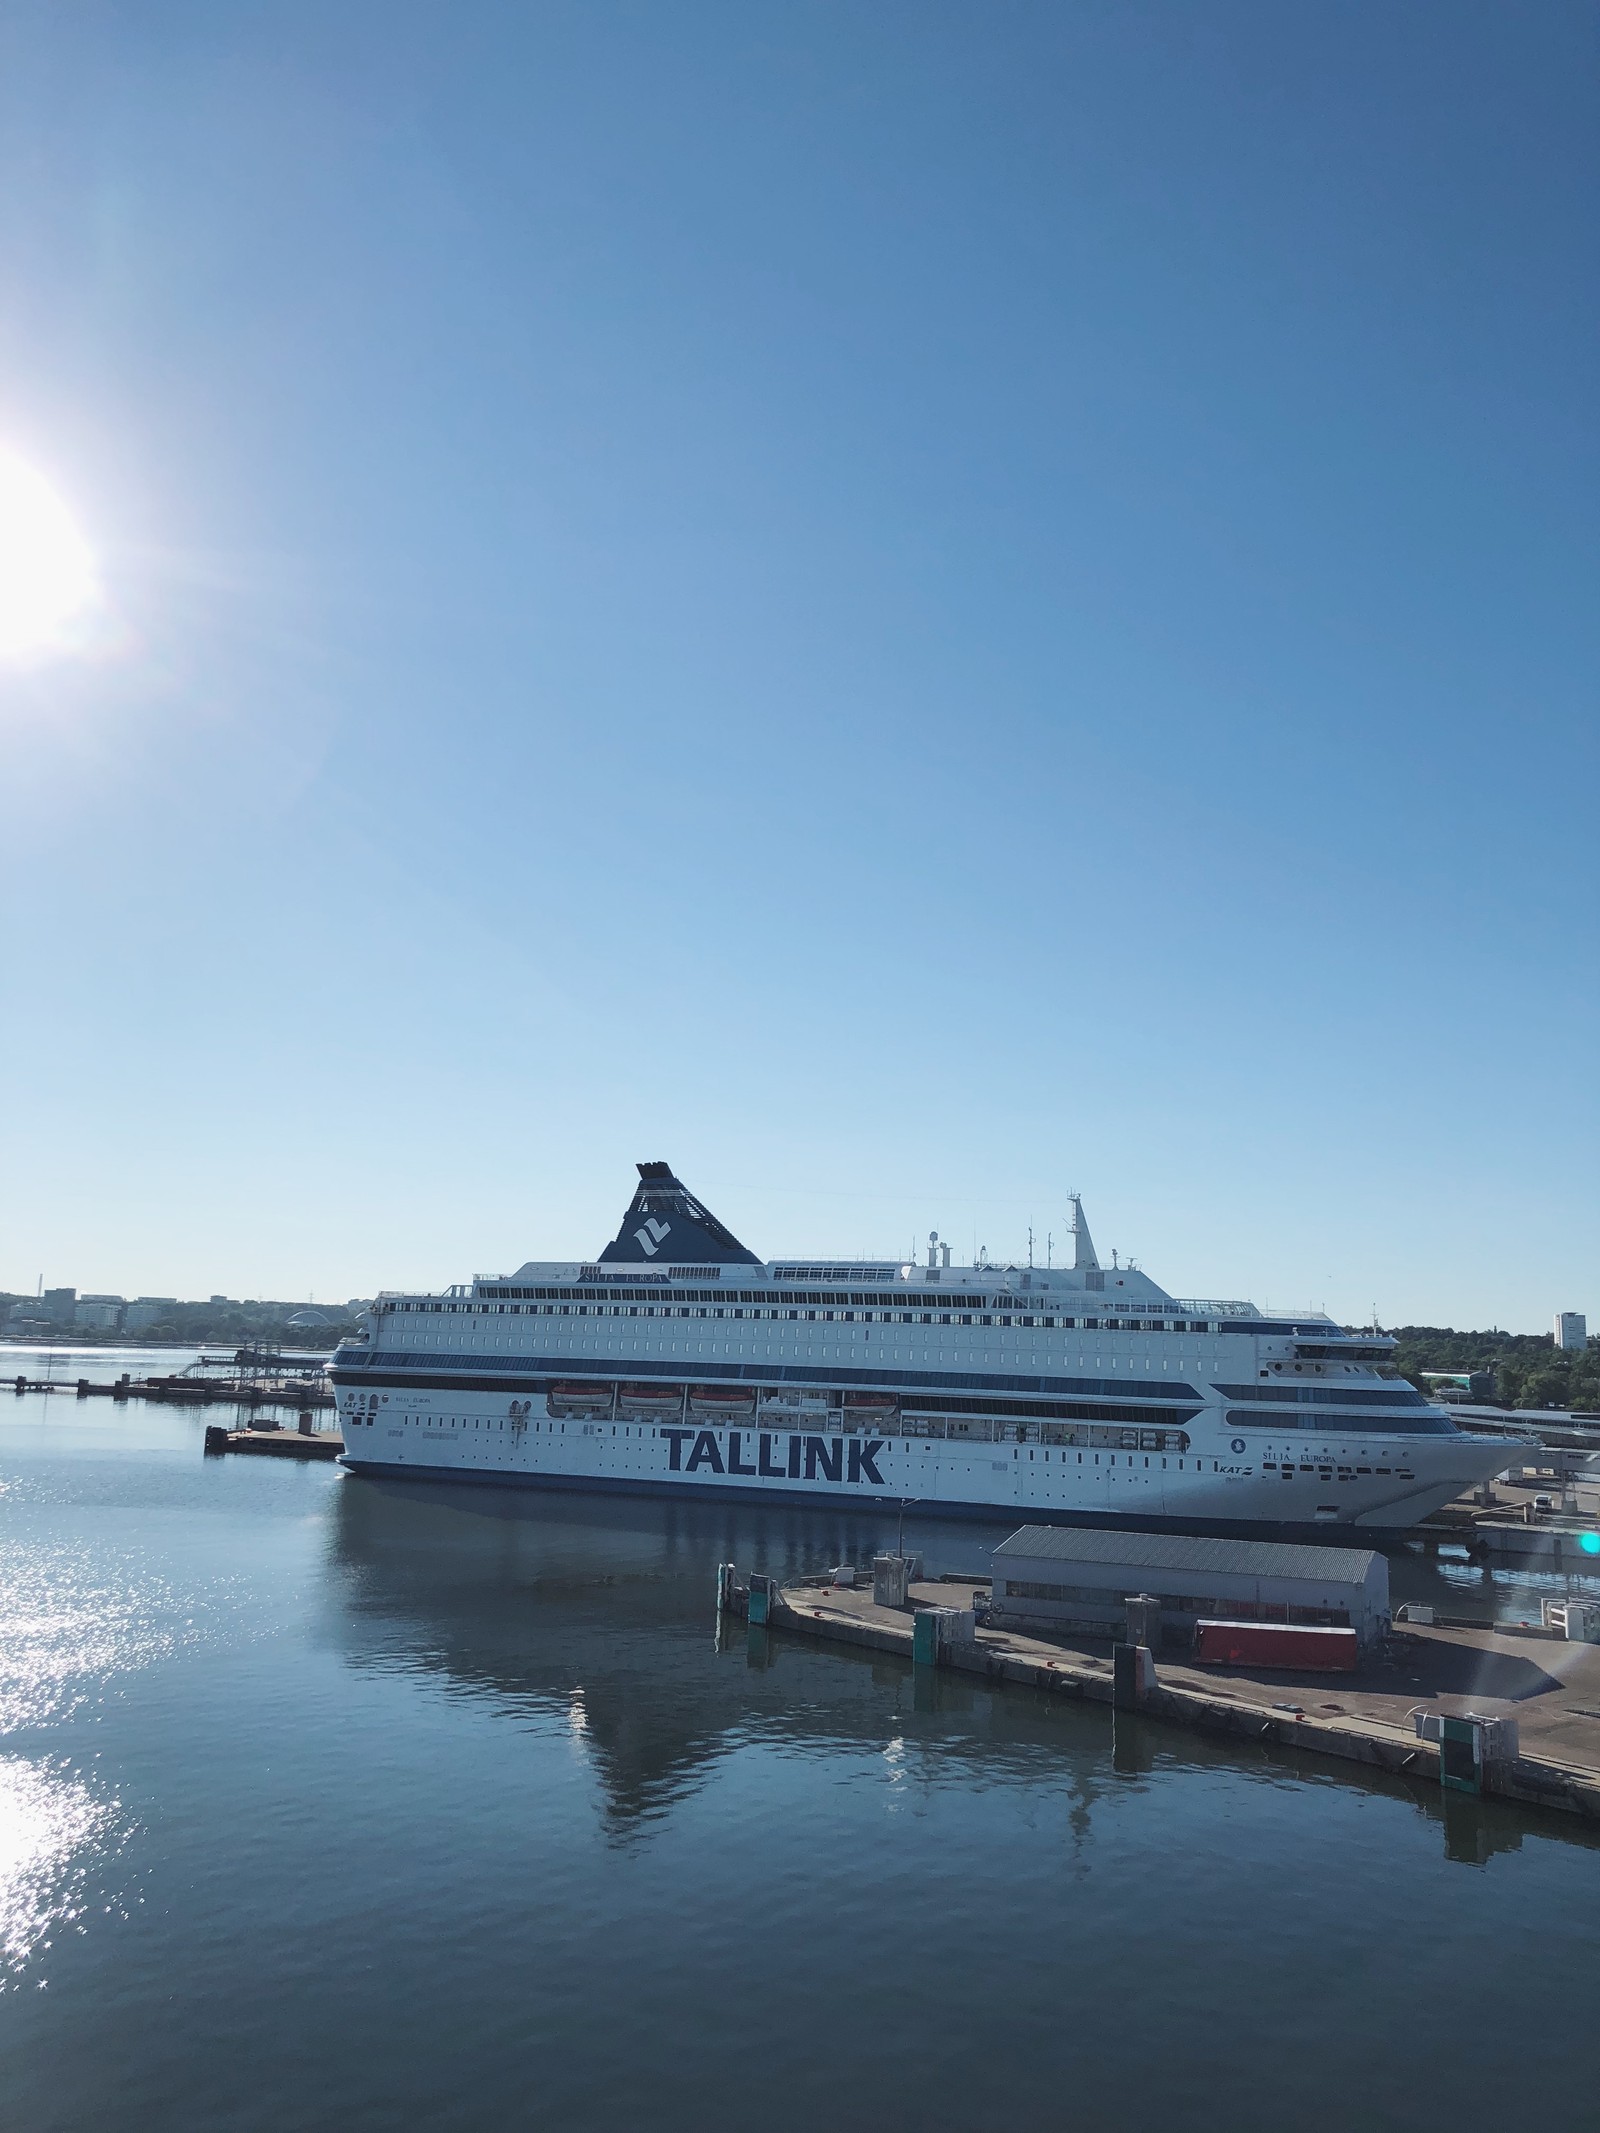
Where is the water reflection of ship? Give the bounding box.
[324,1475,1117,1837]
[323,1477,1597,1861]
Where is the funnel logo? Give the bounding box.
[634,1217,672,1257]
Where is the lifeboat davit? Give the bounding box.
[617,1383,685,1415]
[688,1385,757,1417]
[548,1380,615,1417]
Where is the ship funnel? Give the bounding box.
[597,1162,761,1266]
[1069,1194,1100,1273]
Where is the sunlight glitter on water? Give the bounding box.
[0,1540,190,1733]
[0,1756,123,1983]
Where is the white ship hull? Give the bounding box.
[333,1391,1500,1536]
[331,1163,1512,1538]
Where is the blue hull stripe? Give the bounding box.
[332,1350,1201,1403]
[340,1373,1199,1428]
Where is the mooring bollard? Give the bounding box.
[872,1555,918,1608]
[1113,1644,1156,1710]
[1124,1593,1162,1649]
[203,1425,229,1456]
[1412,1710,1518,1795]
[297,1411,314,1436]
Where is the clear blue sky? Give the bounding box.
[0,2,1594,1328]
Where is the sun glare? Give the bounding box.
[0,446,98,662]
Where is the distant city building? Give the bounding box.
[1555,1311,1588,1352]
[209,1294,230,1306]
[123,1299,177,1333]
[74,1295,126,1330]
[41,1288,76,1323]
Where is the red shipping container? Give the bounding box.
[1193,1620,1359,1672]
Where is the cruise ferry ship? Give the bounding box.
[331,1163,1512,1537]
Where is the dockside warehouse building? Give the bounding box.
[989,1526,1390,1647]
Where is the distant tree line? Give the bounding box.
[121,1303,362,1351]
[1385,1326,1600,1413]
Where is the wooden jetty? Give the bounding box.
[11,1356,333,1412]
[722,1569,1600,1824]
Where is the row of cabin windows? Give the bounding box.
[354,1414,1186,1456]
[1263,1460,1415,1479]
[393,1299,1215,1334]
[478,1285,1029,1306]
[354,1415,1198,1462]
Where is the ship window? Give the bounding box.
[981,1315,991,1326]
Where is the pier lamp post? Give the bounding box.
[897,1498,920,1562]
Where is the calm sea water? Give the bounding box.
[3,1347,1598,2133]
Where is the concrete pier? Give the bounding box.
[202,1425,344,1460]
[729,1574,1600,1824]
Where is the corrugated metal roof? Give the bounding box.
[991,1525,1380,1585]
